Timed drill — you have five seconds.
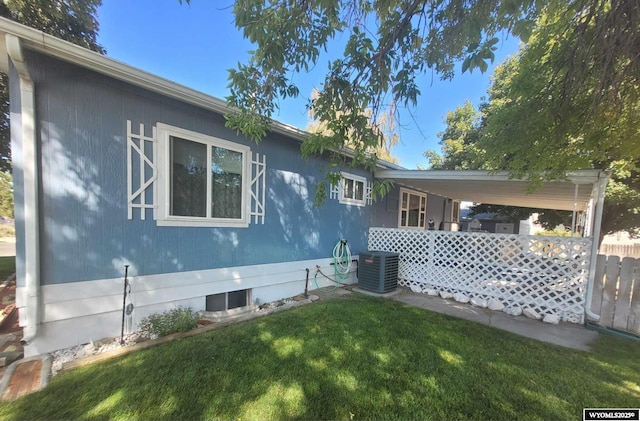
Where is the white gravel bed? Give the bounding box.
[50,331,149,376]
[49,297,310,376]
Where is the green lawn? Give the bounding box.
[1,294,638,420]
[0,256,15,281]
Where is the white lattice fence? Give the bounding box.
[369,228,592,323]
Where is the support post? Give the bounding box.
[584,172,610,322]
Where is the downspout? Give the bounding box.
[584,172,609,322]
[6,34,40,343]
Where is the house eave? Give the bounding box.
[375,169,608,211]
[375,169,603,184]
[0,18,401,171]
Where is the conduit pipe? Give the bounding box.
[6,34,40,343]
[571,184,578,235]
[584,172,609,322]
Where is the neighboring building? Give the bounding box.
[458,209,517,234]
[600,231,640,258]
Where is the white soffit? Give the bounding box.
[375,169,604,211]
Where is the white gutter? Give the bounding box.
[584,171,610,321]
[375,169,602,184]
[6,34,40,343]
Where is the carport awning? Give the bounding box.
[375,169,606,211]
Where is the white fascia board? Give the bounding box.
[375,169,604,184]
[375,159,406,171]
[375,169,512,181]
[566,170,609,185]
[0,33,9,73]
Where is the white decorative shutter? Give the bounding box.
[127,120,157,220]
[365,181,373,205]
[250,152,266,224]
[330,182,341,200]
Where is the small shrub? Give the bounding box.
[0,225,14,238]
[535,227,580,237]
[138,307,199,338]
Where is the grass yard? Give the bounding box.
[0,256,15,281]
[0,294,638,420]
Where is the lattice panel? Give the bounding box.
[369,228,593,323]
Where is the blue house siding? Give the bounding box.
[370,184,401,228]
[426,194,447,229]
[370,183,451,230]
[23,51,373,286]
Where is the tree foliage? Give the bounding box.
[306,89,399,164]
[224,0,639,204]
[468,203,571,231]
[480,3,639,240]
[428,100,577,232]
[225,0,545,201]
[424,100,484,170]
[0,171,12,218]
[0,0,105,171]
[0,0,104,53]
[428,1,639,241]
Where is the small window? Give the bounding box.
[157,123,250,227]
[206,289,251,312]
[339,172,367,206]
[398,188,427,229]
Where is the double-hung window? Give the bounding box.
[398,188,427,229]
[339,172,367,206]
[157,123,250,227]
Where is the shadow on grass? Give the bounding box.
[1,294,639,420]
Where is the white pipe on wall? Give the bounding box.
[571,184,578,234]
[6,34,40,343]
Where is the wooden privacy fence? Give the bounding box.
[599,244,640,258]
[591,255,640,335]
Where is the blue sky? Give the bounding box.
[97,0,520,169]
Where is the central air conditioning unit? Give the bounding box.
[358,251,400,293]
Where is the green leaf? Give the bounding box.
[461,56,472,73]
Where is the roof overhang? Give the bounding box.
[0,18,404,170]
[376,169,608,211]
[0,18,301,135]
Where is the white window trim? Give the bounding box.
[156,123,251,227]
[339,172,367,207]
[398,187,427,229]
